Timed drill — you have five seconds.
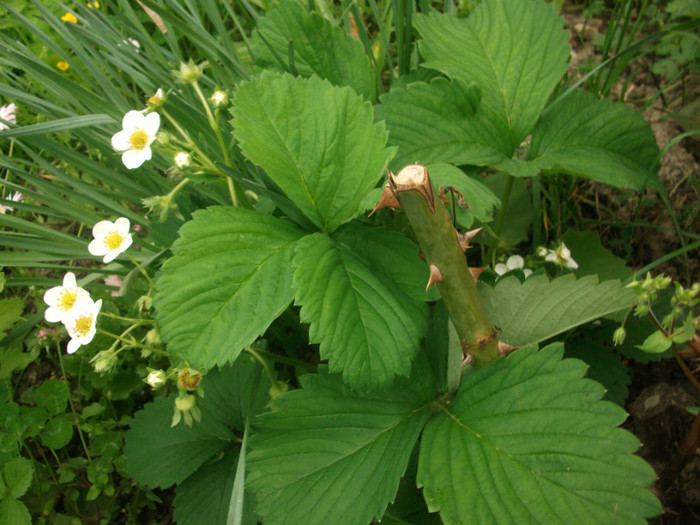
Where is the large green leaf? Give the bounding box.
[251,0,375,101]
[124,356,270,489]
[417,344,662,525]
[375,77,510,170]
[415,0,570,147]
[155,207,304,367]
[522,90,660,189]
[292,226,429,388]
[173,449,258,525]
[478,274,636,347]
[247,364,433,525]
[232,72,391,233]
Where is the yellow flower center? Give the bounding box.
[104,230,124,251]
[129,129,149,150]
[74,314,93,337]
[58,289,77,311]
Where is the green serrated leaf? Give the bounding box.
[526,90,660,189]
[564,338,631,405]
[39,415,73,450]
[415,0,570,146]
[292,227,429,388]
[173,449,258,525]
[0,498,31,525]
[427,164,501,227]
[418,344,662,524]
[478,274,636,346]
[232,72,391,233]
[247,364,433,525]
[2,456,33,499]
[562,230,633,282]
[155,207,303,368]
[375,77,507,170]
[251,0,375,101]
[33,379,69,417]
[124,358,269,489]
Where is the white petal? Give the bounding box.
[566,259,579,270]
[114,217,131,234]
[494,263,507,276]
[121,110,145,131]
[44,307,63,323]
[143,112,160,135]
[103,250,119,263]
[67,338,80,354]
[506,255,524,271]
[111,130,131,151]
[121,234,133,252]
[92,220,114,239]
[43,285,64,306]
[523,269,533,277]
[88,238,108,257]
[62,272,77,289]
[122,149,147,169]
[75,288,92,305]
[545,252,557,263]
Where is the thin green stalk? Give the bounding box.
[485,174,514,264]
[125,252,155,289]
[247,348,317,372]
[97,328,171,357]
[55,343,91,462]
[100,311,155,324]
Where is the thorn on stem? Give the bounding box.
[426,264,443,291]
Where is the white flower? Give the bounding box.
[88,217,133,263]
[64,298,102,354]
[174,151,191,168]
[111,110,160,169]
[0,191,23,214]
[495,255,532,277]
[543,242,579,270]
[43,272,92,324]
[0,103,17,131]
[126,37,140,51]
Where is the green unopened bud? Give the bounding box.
[145,327,161,346]
[612,327,627,346]
[175,59,203,84]
[269,380,289,400]
[145,369,167,389]
[177,367,202,391]
[91,350,117,373]
[156,130,171,146]
[172,394,201,427]
[137,295,152,312]
[634,301,650,317]
[142,194,178,222]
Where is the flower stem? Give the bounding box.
[97,328,172,357]
[55,343,92,462]
[485,174,514,264]
[125,252,155,289]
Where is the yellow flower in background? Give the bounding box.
[56,61,69,71]
[61,12,77,23]
[88,1,100,8]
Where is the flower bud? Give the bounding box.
[145,327,161,346]
[142,194,178,222]
[145,369,167,389]
[174,152,191,169]
[147,88,165,109]
[269,380,289,400]
[612,327,627,346]
[210,90,228,108]
[137,295,152,312]
[92,350,117,373]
